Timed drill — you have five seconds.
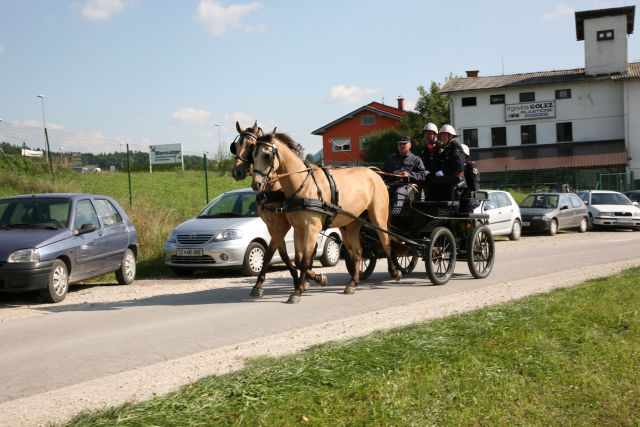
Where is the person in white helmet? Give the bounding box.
[419,122,442,176]
[439,124,465,177]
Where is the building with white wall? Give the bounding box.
[441,6,638,189]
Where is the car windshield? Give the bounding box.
[197,192,258,218]
[519,194,558,209]
[591,193,631,206]
[0,198,71,229]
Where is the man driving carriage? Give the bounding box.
[382,136,427,209]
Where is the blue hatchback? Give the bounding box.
[0,193,138,302]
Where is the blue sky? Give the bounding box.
[1,0,638,157]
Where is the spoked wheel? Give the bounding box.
[467,225,495,279]
[345,255,377,280]
[391,244,418,275]
[425,227,456,285]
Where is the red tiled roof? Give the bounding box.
[311,102,406,135]
[441,62,640,93]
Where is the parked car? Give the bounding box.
[623,190,640,203]
[578,190,640,231]
[474,190,522,240]
[0,193,138,303]
[519,192,588,235]
[164,188,342,276]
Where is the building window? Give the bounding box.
[519,92,535,102]
[359,136,366,150]
[463,129,478,148]
[556,122,573,142]
[330,137,351,152]
[521,124,537,145]
[597,29,614,41]
[361,115,375,125]
[461,97,477,107]
[491,127,507,147]
[555,89,571,99]
[490,94,505,104]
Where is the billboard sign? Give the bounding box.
[21,148,44,157]
[505,101,555,121]
[149,143,183,165]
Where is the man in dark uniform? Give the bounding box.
[419,122,442,176]
[382,136,427,207]
[439,124,465,177]
[460,143,480,213]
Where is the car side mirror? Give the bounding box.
[633,201,639,207]
[74,223,97,236]
[560,205,569,210]
[473,191,488,201]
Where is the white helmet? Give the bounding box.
[439,124,457,137]
[460,143,470,157]
[422,122,438,133]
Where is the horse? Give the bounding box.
[251,129,402,303]
[230,121,327,297]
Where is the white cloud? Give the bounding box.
[172,107,211,125]
[327,85,383,104]
[77,0,125,21]
[0,45,5,55]
[223,112,255,125]
[200,131,214,140]
[195,0,264,37]
[543,4,575,20]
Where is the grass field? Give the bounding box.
[63,267,640,426]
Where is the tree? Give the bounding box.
[400,75,456,151]
[361,129,404,163]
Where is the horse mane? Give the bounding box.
[258,132,302,156]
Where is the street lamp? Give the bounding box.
[214,123,222,156]
[36,95,53,178]
[59,146,64,167]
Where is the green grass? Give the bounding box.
[0,167,249,276]
[64,267,640,426]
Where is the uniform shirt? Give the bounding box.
[442,141,465,176]
[382,151,427,183]
[464,160,480,191]
[419,141,443,175]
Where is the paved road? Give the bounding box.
[1,230,639,425]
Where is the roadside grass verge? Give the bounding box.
[64,267,640,426]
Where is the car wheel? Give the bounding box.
[508,219,521,241]
[40,259,69,303]
[548,219,558,236]
[115,248,137,285]
[242,242,266,276]
[171,267,195,277]
[578,217,588,233]
[319,235,341,267]
[587,214,595,231]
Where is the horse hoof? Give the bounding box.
[303,281,311,291]
[343,286,356,295]
[287,294,301,304]
[319,274,328,287]
[392,270,402,281]
[249,287,264,298]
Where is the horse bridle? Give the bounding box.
[230,129,259,167]
[251,139,279,183]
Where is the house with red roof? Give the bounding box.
[312,98,407,165]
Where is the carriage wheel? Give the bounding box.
[466,225,495,279]
[391,248,419,275]
[425,227,456,285]
[345,255,377,280]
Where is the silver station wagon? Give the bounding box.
[164,188,342,276]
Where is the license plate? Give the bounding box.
[522,221,530,226]
[177,248,203,256]
[616,218,633,223]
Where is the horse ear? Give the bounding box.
[271,127,277,139]
[257,127,264,137]
[236,121,243,133]
[251,121,259,133]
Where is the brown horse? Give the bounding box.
[231,121,327,297]
[251,129,401,303]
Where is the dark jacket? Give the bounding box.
[442,141,465,176]
[464,160,480,191]
[382,152,427,183]
[419,141,443,175]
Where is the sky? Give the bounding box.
[1,0,639,158]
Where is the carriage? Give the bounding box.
[345,175,495,286]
